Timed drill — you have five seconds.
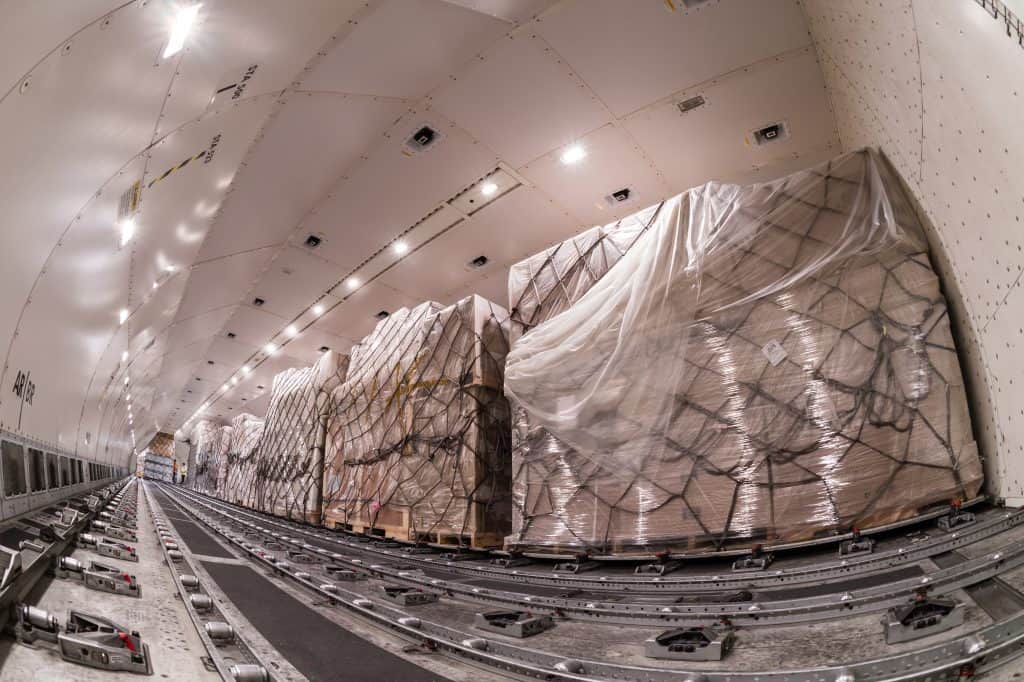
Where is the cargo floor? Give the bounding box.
[200,560,446,681]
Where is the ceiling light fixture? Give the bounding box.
[231,377,238,385]
[119,217,135,247]
[264,343,277,355]
[285,324,298,337]
[346,277,359,290]
[392,240,408,255]
[481,181,498,196]
[152,281,159,289]
[242,365,251,374]
[121,351,128,362]
[162,4,201,59]
[560,143,586,165]
[312,303,324,316]
[119,308,128,325]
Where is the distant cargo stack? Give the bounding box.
[247,351,349,523]
[322,295,513,548]
[503,149,983,554]
[188,420,225,497]
[221,413,265,508]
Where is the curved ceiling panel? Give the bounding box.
[0,0,842,470]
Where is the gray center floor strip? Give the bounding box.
[150,488,236,559]
[200,560,448,682]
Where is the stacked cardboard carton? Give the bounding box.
[504,149,983,554]
[248,351,348,522]
[323,296,512,547]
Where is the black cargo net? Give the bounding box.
[322,296,512,548]
[190,354,347,523]
[506,150,981,555]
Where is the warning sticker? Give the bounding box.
[761,339,788,366]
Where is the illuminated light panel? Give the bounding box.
[242,365,251,374]
[119,308,128,325]
[285,324,298,337]
[162,4,201,59]
[121,351,128,362]
[346,277,359,290]
[392,240,409,255]
[120,217,135,247]
[559,143,586,165]
[312,303,325,316]
[481,181,498,196]
[264,343,277,355]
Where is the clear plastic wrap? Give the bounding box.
[504,149,982,553]
[221,412,265,507]
[189,419,224,496]
[323,295,512,547]
[247,351,349,522]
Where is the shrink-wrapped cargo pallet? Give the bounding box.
[504,149,983,554]
[189,420,226,496]
[248,351,348,522]
[221,413,265,508]
[322,295,512,547]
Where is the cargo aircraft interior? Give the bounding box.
[0,0,1023,680]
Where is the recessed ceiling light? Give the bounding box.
[162,4,201,59]
[242,365,251,374]
[346,277,359,290]
[481,181,498,196]
[152,281,158,289]
[119,308,128,325]
[124,376,130,385]
[165,264,176,273]
[318,346,329,353]
[560,143,586,165]
[121,351,128,362]
[231,377,238,385]
[285,325,298,337]
[264,343,277,355]
[392,241,408,255]
[312,303,325,316]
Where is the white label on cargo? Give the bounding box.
[762,339,788,366]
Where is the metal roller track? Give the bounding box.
[158,484,1024,681]
[171,487,1024,596]
[142,483,272,680]
[167,488,1024,627]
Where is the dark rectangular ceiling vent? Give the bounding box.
[376,310,390,320]
[304,234,322,248]
[404,124,444,155]
[253,297,265,307]
[676,95,706,114]
[605,187,634,207]
[469,255,489,269]
[752,121,789,145]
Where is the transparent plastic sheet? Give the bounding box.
[504,149,982,553]
[323,296,513,547]
[240,351,349,522]
[221,413,265,508]
[189,420,224,496]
